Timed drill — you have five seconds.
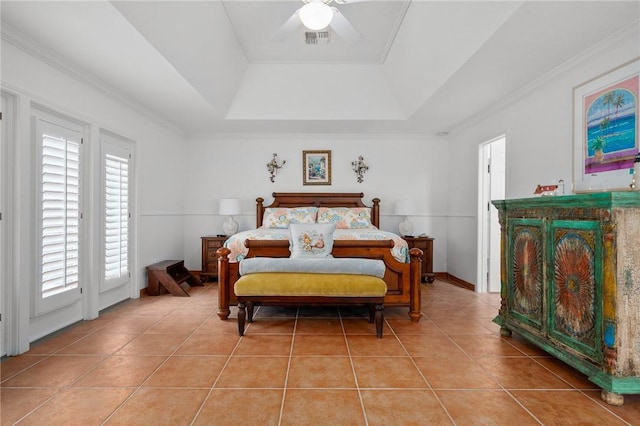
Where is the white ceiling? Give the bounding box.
[1,1,639,136]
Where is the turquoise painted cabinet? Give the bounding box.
[493,192,640,405]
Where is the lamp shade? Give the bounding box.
[394,199,417,216]
[218,198,241,216]
[299,0,333,30]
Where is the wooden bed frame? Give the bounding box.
[216,192,423,321]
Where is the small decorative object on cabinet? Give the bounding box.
[201,236,229,281]
[146,260,202,297]
[402,236,434,283]
[493,192,640,406]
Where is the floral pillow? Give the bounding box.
[317,207,374,229]
[289,223,336,258]
[262,207,318,229]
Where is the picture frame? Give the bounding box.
[303,150,331,185]
[572,58,639,193]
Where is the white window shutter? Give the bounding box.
[41,133,80,298]
[104,153,129,280]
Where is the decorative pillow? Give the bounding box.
[317,207,373,229]
[262,207,318,229]
[289,223,336,258]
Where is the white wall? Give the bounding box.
[1,37,186,348]
[183,134,449,273]
[445,27,640,285]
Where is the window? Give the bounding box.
[101,133,131,292]
[36,116,83,314]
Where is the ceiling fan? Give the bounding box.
[272,0,367,43]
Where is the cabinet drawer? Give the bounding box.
[207,240,224,249]
[205,261,218,273]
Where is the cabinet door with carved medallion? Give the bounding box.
[507,219,545,333]
[548,220,602,363]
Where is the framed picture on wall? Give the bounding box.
[303,150,331,185]
[572,58,639,192]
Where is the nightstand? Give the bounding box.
[200,235,229,282]
[402,236,435,283]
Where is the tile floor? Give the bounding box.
[1,280,639,425]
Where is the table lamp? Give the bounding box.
[395,199,416,237]
[219,198,241,236]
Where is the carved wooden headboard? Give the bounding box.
[255,192,380,228]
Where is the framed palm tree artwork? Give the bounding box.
[573,58,639,192]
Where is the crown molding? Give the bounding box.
[1,23,186,137]
[451,20,640,135]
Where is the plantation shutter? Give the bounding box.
[104,152,129,281]
[41,132,80,298]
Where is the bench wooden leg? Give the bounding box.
[374,304,384,338]
[238,302,246,336]
[247,302,255,323]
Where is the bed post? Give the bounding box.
[371,198,380,228]
[216,247,231,320]
[256,197,265,228]
[409,247,423,321]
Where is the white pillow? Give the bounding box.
[289,223,336,258]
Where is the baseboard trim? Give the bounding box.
[435,272,475,291]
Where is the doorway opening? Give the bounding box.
[477,135,505,293]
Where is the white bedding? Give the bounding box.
[224,228,409,263]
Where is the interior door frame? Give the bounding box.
[476,135,506,293]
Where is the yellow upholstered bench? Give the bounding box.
[234,272,387,338]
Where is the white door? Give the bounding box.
[477,136,505,293]
[1,97,5,356]
[35,116,84,316]
[100,133,132,303]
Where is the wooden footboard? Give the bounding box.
[216,240,423,322]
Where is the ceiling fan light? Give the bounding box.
[299,0,333,31]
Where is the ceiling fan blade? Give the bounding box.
[272,9,301,42]
[329,8,363,43]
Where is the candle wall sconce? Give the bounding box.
[267,153,286,183]
[351,155,369,183]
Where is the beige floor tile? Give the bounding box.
[215,356,289,388]
[511,390,629,425]
[0,387,56,425]
[280,389,366,426]
[104,387,208,426]
[72,355,167,387]
[26,333,90,354]
[414,355,501,389]
[352,356,428,389]
[175,333,240,355]
[342,318,391,335]
[0,355,48,381]
[475,356,574,389]
[2,355,106,388]
[346,334,407,357]
[115,333,189,355]
[398,334,465,357]
[193,389,283,426]
[243,318,296,334]
[234,334,293,356]
[361,389,454,425]
[385,318,443,335]
[143,355,227,388]
[144,316,208,334]
[295,318,343,334]
[287,356,356,388]
[436,389,540,425]
[94,315,160,334]
[18,387,133,426]
[57,332,136,355]
[449,334,524,357]
[292,334,348,356]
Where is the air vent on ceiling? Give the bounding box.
[305,31,330,45]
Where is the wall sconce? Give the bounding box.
[351,155,369,183]
[267,153,286,183]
